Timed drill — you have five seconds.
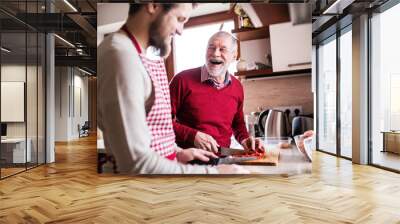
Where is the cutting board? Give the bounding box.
[238,149,280,166]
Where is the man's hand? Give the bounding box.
[241,137,265,152]
[194,131,219,153]
[303,130,314,138]
[216,164,250,174]
[297,130,315,153]
[176,148,218,164]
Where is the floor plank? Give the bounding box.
[0,135,400,223]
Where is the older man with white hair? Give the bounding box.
[170,31,264,154]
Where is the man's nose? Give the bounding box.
[212,48,221,56]
[176,24,184,35]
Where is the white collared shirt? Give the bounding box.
[200,65,232,90]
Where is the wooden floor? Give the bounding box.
[1,163,45,178]
[372,151,400,171]
[1,136,400,223]
[1,167,26,178]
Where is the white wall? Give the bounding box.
[55,67,89,141]
[72,73,89,138]
[1,64,45,163]
[1,65,39,138]
[55,66,69,141]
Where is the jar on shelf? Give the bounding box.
[236,59,247,72]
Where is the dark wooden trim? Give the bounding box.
[233,14,241,59]
[251,3,290,27]
[232,26,270,41]
[233,14,240,29]
[185,11,234,28]
[235,68,273,77]
[235,68,311,79]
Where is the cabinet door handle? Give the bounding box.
[288,62,311,67]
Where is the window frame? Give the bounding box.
[315,19,353,160]
[368,0,400,173]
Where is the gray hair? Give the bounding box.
[208,31,238,53]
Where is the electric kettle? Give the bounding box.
[264,109,291,138]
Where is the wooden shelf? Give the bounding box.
[232,26,269,41]
[235,68,311,79]
[235,68,272,77]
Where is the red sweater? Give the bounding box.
[170,67,249,148]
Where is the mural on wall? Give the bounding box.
[97,3,314,175]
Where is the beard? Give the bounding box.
[149,14,171,58]
[206,63,228,78]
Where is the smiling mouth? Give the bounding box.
[209,59,223,65]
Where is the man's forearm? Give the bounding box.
[232,116,250,143]
[173,120,198,146]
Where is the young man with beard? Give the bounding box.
[170,31,264,153]
[98,4,249,174]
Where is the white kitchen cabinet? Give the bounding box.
[239,38,270,67]
[269,22,312,72]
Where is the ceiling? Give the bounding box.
[0,0,97,74]
[97,3,232,36]
[190,3,231,17]
[312,0,390,43]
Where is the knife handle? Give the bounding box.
[188,158,219,166]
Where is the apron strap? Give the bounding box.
[121,25,142,54]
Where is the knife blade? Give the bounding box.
[218,156,258,164]
[218,147,249,156]
[188,156,258,166]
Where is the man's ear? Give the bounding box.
[233,49,238,61]
[146,3,161,15]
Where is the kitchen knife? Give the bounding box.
[188,156,258,166]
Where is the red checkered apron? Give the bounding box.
[122,26,176,160]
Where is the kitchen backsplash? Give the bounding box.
[241,74,313,115]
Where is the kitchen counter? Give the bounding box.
[243,144,312,176]
[97,139,312,175]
